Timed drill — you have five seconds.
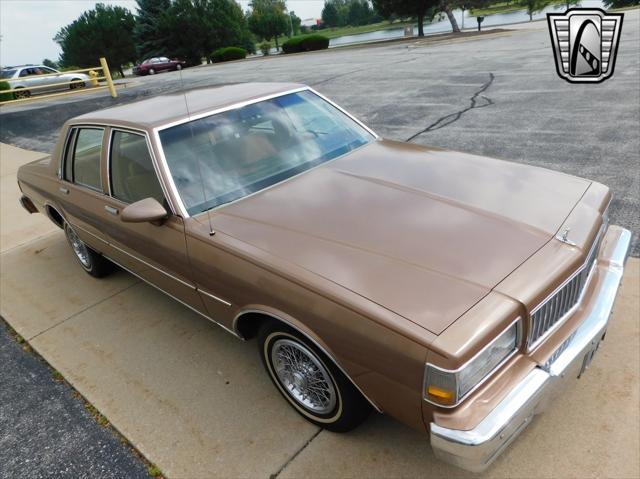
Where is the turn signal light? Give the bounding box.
[427,386,455,405]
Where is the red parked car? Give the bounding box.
[132,57,186,76]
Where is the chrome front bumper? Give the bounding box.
[429,226,632,473]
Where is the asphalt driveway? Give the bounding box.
[0,318,151,479]
[1,14,638,255]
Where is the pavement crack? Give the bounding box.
[270,428,322,478]
[406,72,495,142]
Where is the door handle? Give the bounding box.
[59,187,69,195]
[104,205,119,215]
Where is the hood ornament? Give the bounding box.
[556,227,577,246]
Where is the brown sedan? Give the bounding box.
[16,83,631,472]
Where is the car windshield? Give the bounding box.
[158,90,374,216]
[1,69,16,78]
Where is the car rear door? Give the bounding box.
[98,127,207,314]
[56,126,115,253]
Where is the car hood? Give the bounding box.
[211,139,591,334]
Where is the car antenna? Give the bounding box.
[177,67,215,236]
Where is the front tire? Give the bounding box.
[63,223,113,278]
[259,321,372,432]
[148,68,156,75]
[176,64,182,71]
[70,78,85,89]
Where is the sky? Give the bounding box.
[0,0,324,67]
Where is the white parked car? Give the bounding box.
[1,65,91,99]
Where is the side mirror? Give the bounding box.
[121,198,168,224]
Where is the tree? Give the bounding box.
[134,0,170,60]
[153,0,254,65]
[439,0,460,32]
[519,0,551,21]
[247,0,289,51]
[602,0,638,7]
[55,3,136,77]
[322,1,340,26]
[289,11,302,36]
[347,0,375,25]
[42,58,58,69]
[438,0,490,33]
[373,0,435,36]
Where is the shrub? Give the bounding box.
[282,34,330,54]
[59,65,82,72]
[210,47,247,63]
[0,81,12,102]
[259,41,271,56]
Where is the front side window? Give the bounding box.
[71,128,103,190]
[110,131,165,205]
[158,90,374,216]
[1,69,16,79]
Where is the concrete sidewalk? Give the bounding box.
[1,142,639,478]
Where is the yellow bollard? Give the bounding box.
[88,70,99,87]
[99,57,118,98]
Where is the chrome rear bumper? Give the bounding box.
[429,226,632,473]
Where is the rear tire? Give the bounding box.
[258,321,372,432]
[13,88,30,99]
[63,223,113,278]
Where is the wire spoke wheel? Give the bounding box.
[65,225,91,268]
[271,338,337,414]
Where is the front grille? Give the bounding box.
[528,225,604,349]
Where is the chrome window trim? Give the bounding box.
[64,126,105,193]
[307,87,379,139]
[105,127,176,215]
[58,127,77,180]
[152,86,379,219]
[150,129,190,218]
[232,308,383,413]
[424,317,523,409]
[527,219,607,352]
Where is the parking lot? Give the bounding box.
[1,15,639,256]
[1,13,639,479]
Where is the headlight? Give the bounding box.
[424,319,521,407]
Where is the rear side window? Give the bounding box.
[110,131,165,205]
[70,128,103,191]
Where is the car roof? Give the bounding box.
[70,82,307,130]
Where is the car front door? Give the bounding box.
[99,127,206,314]
[38,66,63,91]
[158,57,172,71]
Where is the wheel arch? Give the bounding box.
[44,203,64,228]
[233,308,382,412]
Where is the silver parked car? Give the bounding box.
[1,65,91,99]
